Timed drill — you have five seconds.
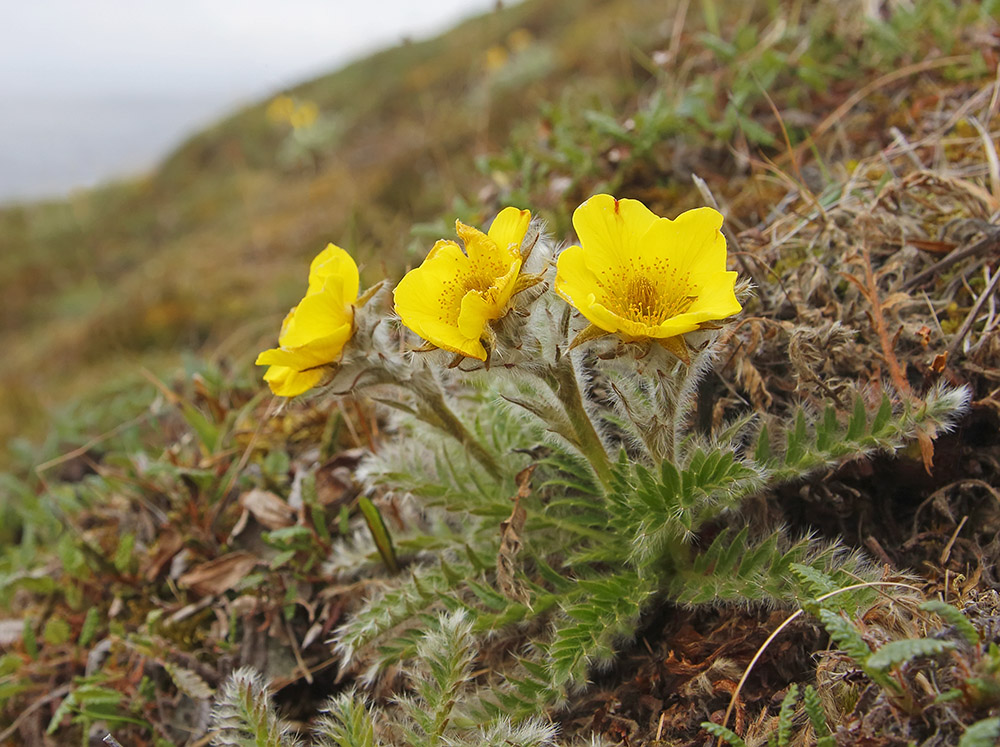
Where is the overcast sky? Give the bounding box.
[0,1,506,200]
[1,0,502,98]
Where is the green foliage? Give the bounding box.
[817,605,958,703]
[702,683,835,747]
[338,349,966,714]
[318,693,379,747]
[701,721,747,747]
[210,668,303,747]
[47,679,148,736]
[480,0,990,199]
[920,599,980,647]
[773,683,798,746]
[217,614,558,747]
[866,638,957,674]
[3,0,996,744]
[357,496,400,574]
[959,718,1000,747]
[814,592,1000,725]
[802,685,834,746]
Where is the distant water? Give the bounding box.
[0,95,235,204]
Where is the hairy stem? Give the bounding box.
[548,353,613,489]
[416,381,504,480]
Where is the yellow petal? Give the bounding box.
[394,233,518,362]
[262,365,325,397]
[425,238,466,263]
[571,194,659,275]
[558,197,742,342]
[685,270,742,318]
[280,290,353,350]
[637,207,727,284]
[645,313,705,339]
[583,298,629,336]
[394,240,474,344]
[307,243,360,302]
[255,323,352,369]
[491,256,523,311]
[555,245,596,306]
[458,291,494,340]
[456,220,518,279]
[487,206,531,255]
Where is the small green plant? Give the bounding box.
[241,198,969,718]
[703,683,835,747]
[959,717,1000,747]
[756,578,1000,744]
[210,613,560,747]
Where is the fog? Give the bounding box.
[0,0,502,202]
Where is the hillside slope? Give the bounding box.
[2,0,999,744]
[0,0,661,459]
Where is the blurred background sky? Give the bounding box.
[0,0,502,203]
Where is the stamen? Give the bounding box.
[600,261,697,325]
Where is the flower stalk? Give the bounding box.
[547,352,613,489]
[411,376,504,481]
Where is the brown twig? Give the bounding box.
[946,265,1000,361]
[903,227,1000,290]
[842,247,911,397]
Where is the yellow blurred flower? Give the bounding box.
[394,207,531,361]
[266,94,296,124]
[485,44,509,72]
[555,194,741,357]
[256,244,359,396]
[507,28,534,53]
[290,100,319,129]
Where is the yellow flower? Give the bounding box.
[256,244,359,396]
[289,101,319,129]
[485,45,509,72]
[393,207,531,361]
[507,28,534,53]
[266,94,295,124]
[555,194,741,357]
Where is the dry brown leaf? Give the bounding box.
[497,465,534,603]
[907,238,957,254]
[736,357,773,409]
[314,449,364,507]
[239,488,296,530]
[178,551,260,596]
[880,292,911,312]
[144,527,185,581]
[916,428,935,475]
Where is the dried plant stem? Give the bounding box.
[786,55,970,165]
[947,266,1000,360]
[846,247,911,397]
[903,228,1000,290]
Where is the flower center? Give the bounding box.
[463,271,497,295]
[605,272,697,326]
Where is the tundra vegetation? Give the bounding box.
[1,0,999,745]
